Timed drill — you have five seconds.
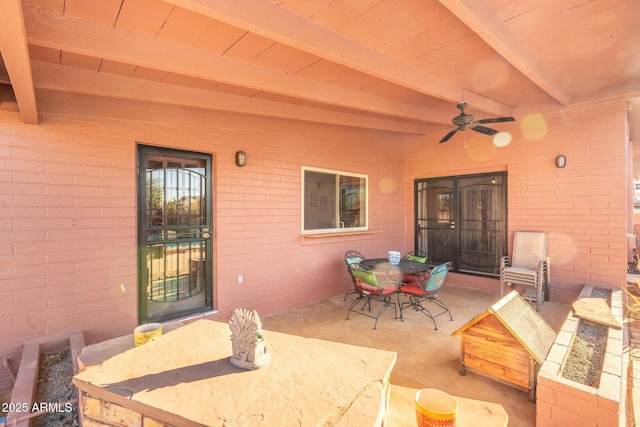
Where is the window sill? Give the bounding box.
[300,230,380,245]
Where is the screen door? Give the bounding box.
[415,172,506,275]
[137,145,213,323]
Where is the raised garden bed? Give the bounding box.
[561,320,608,387]
[5,331,84,427]
[537,285,624,427]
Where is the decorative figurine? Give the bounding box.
[229,308,271,370]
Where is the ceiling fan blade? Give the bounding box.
[477,117,515,124]
[472,125,498,136]
[440,129,458,143]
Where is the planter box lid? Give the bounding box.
[572,298,621,329]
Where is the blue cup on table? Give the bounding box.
[388,251,401,265]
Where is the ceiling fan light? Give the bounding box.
[493,132,512,147]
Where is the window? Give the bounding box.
[302,167,368,233]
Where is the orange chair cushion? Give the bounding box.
[399,282,422,295]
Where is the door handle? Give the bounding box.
[449,221,456,229]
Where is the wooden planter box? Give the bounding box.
[6,331,85,427]
[451,291,557,402]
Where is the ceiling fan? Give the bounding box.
[440,102,515,143]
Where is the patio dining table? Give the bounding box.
[360,258,430,283]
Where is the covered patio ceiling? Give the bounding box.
[0,0,639,135]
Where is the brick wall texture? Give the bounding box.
[0,97,630,393]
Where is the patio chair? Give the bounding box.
[344,250,367,301]
[346,263,398,329]
[398,262,452,330]
[500,231,550,311]
[401,250,430,283]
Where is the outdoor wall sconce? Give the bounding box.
[235,151,246,167]
[555,155,567,169]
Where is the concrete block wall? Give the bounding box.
[536,286,624,427]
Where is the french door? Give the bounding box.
[414,172,507,276]
[137,145,213,323]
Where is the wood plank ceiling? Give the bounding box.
[0,0,639,136]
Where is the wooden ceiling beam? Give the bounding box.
[0,0,38,124]
[30,61,431,134]
[438,0,572,106]
[164,0,513,117]
[22,3,452,126]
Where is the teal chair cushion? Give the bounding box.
[346,256,363,265]
[424,263,449,292]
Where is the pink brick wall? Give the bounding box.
[0,97,630,393]
[405,99,629,304]
[0,111,407,392]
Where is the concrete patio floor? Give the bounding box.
[261,284,572,427]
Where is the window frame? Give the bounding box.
[301,166,369,235]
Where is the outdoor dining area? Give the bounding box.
[344,249,453,331]
[343,232,550,333]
